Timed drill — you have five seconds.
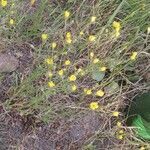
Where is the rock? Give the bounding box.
[0,54,19,73]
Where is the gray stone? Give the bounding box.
[0,54,19,73]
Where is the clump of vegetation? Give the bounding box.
[0,0,150,149]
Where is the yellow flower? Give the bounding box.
[1,0,7,7]
[51,42,57,49]
[71,84,77,91]
[41,33,48,41]
[112,111,119,117]
[89,35,96,42]
[148,27,150,34]
[45,58,53,65]
[58,69,64,76]
[69,74,76,81]
[31,0,35,5]
[48,71,53,77]
[79,31,84,36]
[90,102,99,110]
[96,90,104,97]
[130,52,137,60]
[48,81,55,88]
[116,134,123,140]
[100,66,107,72]
[93,58,99,64]
[66,38,72,44]
[90,52,94,58]
[9,19,14,25]
[84,88,92,95]
[64,11,70,19]
[91,16,97,23]
[66,32,71,38]
[112,21,121,32]
[119,130,124,134]
[64,60,71,66]
[117,121,122,127]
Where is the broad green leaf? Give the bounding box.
[92,70,105,81]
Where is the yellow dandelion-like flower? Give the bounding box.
[117,121,122,127]
[100,66,107,72]
[91,16,97,23]
[119,130,124,134]
[84,89,92,95]
[1,0,7,7]
[51,42,57,49]
[48,81,55,88]
[112,111,119,117]
[112,21,121,32]
[89,35,96,42]
[66,38,72,44]
[89,102,99,110]
[9,19,14,25]
[69,74,76,81]
[58,69,64,76]
[96,90,105,97]
[45,58,53,65]
[79,31,84,36]
[41,33,48,41]
[64,60,71,66]
[48,71,53,77]
[31,0,35,5]
[93,58,99,64]
[90,52,94,58]
[64,11,70,19]
[130,52,138,60]
[66,32,71,38]
[71,84,77,91]
[116,134,123,140]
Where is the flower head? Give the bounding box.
[64,60,71,66]
[64,11,70,19]
[84,88,92,95]
[48,81,55,88]
[9,19,14,25]
[96,90,105,97]
[93,58,99,64]
[117,121,122,127]
[100,66,107,72]
[45,58,53,65]
[89,35,96,42]
[66,32,72,44]
[41,33,48,41]
[71,84,77,91]
[48,71,53,77]
[91,16,97,23]
[1,0,7,7]
[69,74,76,81]
[79,31,84,36]
[130,52,138,60]
[90,102,99,110]
[58,69,64,76]
[31,0,35,6]
[112,21,121,32]
[51,42,57,49]
[90,52,94,58]
[112,111,119,117]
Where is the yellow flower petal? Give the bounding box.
[1,0,7,7]
[58,69,64,76]
[41,33,48,41]
[100,67,106,72]
[48,81,55,88]
[89,35,96,42]
[64,60,71,66]
[93,58,99,64]
[90,102,99,110]
[51,42,57,49]
[96,90,105,97]
[9,19,14,25]
[64,11,70,19]
[71,84,77,91]
[69,75,76,81]
[112,111,119,117]
[130,52,138,60]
